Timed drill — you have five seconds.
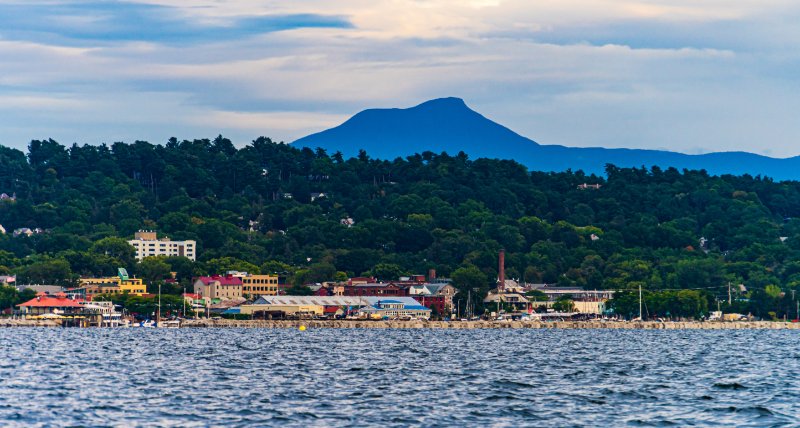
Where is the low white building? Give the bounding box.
[128,230,196,261]
[356,297,431,320]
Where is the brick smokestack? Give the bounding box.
[498,249,505,292]
[428,268,436,281]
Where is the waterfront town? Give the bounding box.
[1,231,619,327]
[3,265,614,327]
[0,225,786,329]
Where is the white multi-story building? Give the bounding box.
[128,230,196,261]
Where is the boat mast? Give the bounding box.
[638,283,642,320]
[157,282,162,324]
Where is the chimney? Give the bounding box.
[498,249,505,292]
[428,268,436,281]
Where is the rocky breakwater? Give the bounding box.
[180,319,800,330]
[0,319,61,327]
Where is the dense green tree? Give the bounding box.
[451,264,490,311]
[90,237,136,268]
[17,258,73,286]
[137,256,172,284]
[553,296,576,312]
[0,285,22,311]
[203,257,260,275]
[368,263,406,281]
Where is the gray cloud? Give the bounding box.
[0,0,798,158]
[0,2,353,45]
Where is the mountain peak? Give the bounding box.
[415,97,468,109]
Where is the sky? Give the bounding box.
[0,0,799,157]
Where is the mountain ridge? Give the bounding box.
[293,97,800,180]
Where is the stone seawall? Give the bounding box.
[181,319,800,330]
[4,319,800,329]
[0,319,61,327]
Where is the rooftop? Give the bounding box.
[18,293,86,308]
[196,275,243,286]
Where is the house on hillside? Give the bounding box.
[13,228,34,238]
[310,192,328,202]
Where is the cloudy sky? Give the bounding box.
[1,0,798,156]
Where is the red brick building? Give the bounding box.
[343,283,405,297]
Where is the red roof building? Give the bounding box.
[18,292,86,315]
[195,275,243,286]
[193,275,243,300]
[342,283,406,297]
[347,276,377,285]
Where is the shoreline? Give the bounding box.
[5,319,800,329]
[181,319,800,330]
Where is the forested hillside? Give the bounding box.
[3,136,800,318]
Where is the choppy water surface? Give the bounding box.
[1,328,799,427]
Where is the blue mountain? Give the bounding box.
[293,97,800,180]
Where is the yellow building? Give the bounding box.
[79,277,147,296]
[239,274,280,298]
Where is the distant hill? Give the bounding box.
[293,97,800,180]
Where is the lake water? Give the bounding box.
[1,328,799,427]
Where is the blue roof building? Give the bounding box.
[358,297,432,320]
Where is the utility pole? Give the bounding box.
[183,286,186,318]
[728,282,732,306]
[467,290,471,319]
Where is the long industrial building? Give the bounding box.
[234,296,431,319]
